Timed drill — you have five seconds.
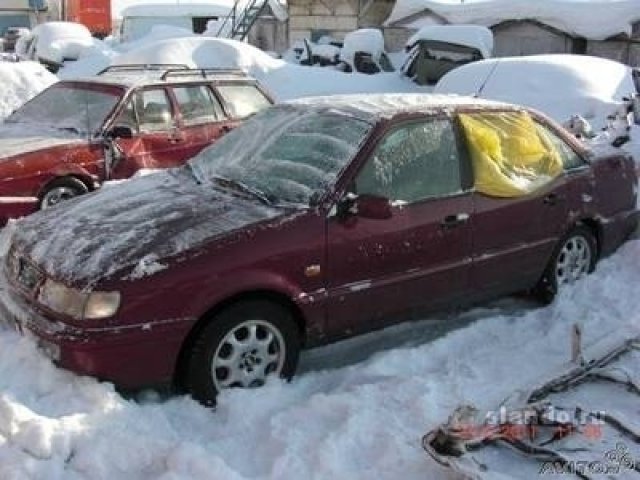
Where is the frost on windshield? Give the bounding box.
[191,106,372,205]
[6,84,120,135]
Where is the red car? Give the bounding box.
[1,94,637,404]
[0,65,272,223]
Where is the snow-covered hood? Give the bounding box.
[0,124,85,160]
[11,169,284,285]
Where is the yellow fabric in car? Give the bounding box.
[459,112,563,197]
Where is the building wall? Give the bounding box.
[249,16,288,53]
[288,0,359,44]
[492,22,573,57]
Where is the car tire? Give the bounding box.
[185,300,301,405]
[534,225,597,303]
[40,177,88,210]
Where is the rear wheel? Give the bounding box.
[534,226,597,303]
[184,300,301,405]
[40,177,88,210]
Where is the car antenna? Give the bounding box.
[474,59,500,98]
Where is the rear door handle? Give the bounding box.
[441,213,470,229]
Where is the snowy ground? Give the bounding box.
[0,50,638,478]
[0,227,637,479]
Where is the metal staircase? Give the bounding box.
[217,0,268,41]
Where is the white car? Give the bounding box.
[16,22,95,72]
[434,54,638,131]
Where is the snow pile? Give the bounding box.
[60,37,416,101]
[18,22,95,65]
[386,0,640,40]
[0,62,56,121]
[406,25,494,58]
[434,54,636,130]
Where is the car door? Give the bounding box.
[464,112,572,297]
[170,84,231,159]
[326,117,474,336]
[108,87,189,179]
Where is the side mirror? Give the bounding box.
[337,193,392,220]
[357,194,393,219]
[107,125,133,140]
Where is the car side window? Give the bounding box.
[173,85,225,126]
[535,122,586,170]
[355,119,462,204]
[137,89,173,132]
[216,84,271,119]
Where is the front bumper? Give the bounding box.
[0,272,195,389]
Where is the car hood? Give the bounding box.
[0,123,85,160]
[11,169,286,285]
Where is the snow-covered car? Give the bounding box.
[283,30,394,74]
[338,29,395,74]
[16,22,95,72]
[0,65,272,223]
[3,27,30,53]
[402,25,493,85]
[1,94,637,404]
[434,54,638,131]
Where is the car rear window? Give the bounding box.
[216,84,271,119]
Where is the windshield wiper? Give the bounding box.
[211,175,273,205]
[185,162,203,184]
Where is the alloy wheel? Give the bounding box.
[211,319,286,390]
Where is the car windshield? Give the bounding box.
[5,83,121,136]
[189,105,373,205]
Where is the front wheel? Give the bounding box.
[40,177,88,210]
[534,226,597,303]
[184,300,301,405]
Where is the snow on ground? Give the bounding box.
[0,222,637,479]
[0,62,56,120]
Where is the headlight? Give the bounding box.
[84,291,121,320]
[38,279,120,320]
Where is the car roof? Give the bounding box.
[285,93,517,122]
[65,66,259,89]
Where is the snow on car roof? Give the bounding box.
[434,54,635,129]
[406,25,494,58]
[386,0,640,41]
[67,69,257,89]
[286,93,514,121]
[121,2,232,18]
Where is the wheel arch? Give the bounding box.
[37,173,95,200]
[573,217,602,259]
[173,289,308,390]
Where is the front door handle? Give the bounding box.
[441,213,470,230]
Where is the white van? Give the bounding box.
[119,2,232,43]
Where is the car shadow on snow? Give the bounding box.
[297,295,541,375]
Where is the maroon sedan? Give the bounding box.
[1,94,637,404]
[0,65,272,223]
